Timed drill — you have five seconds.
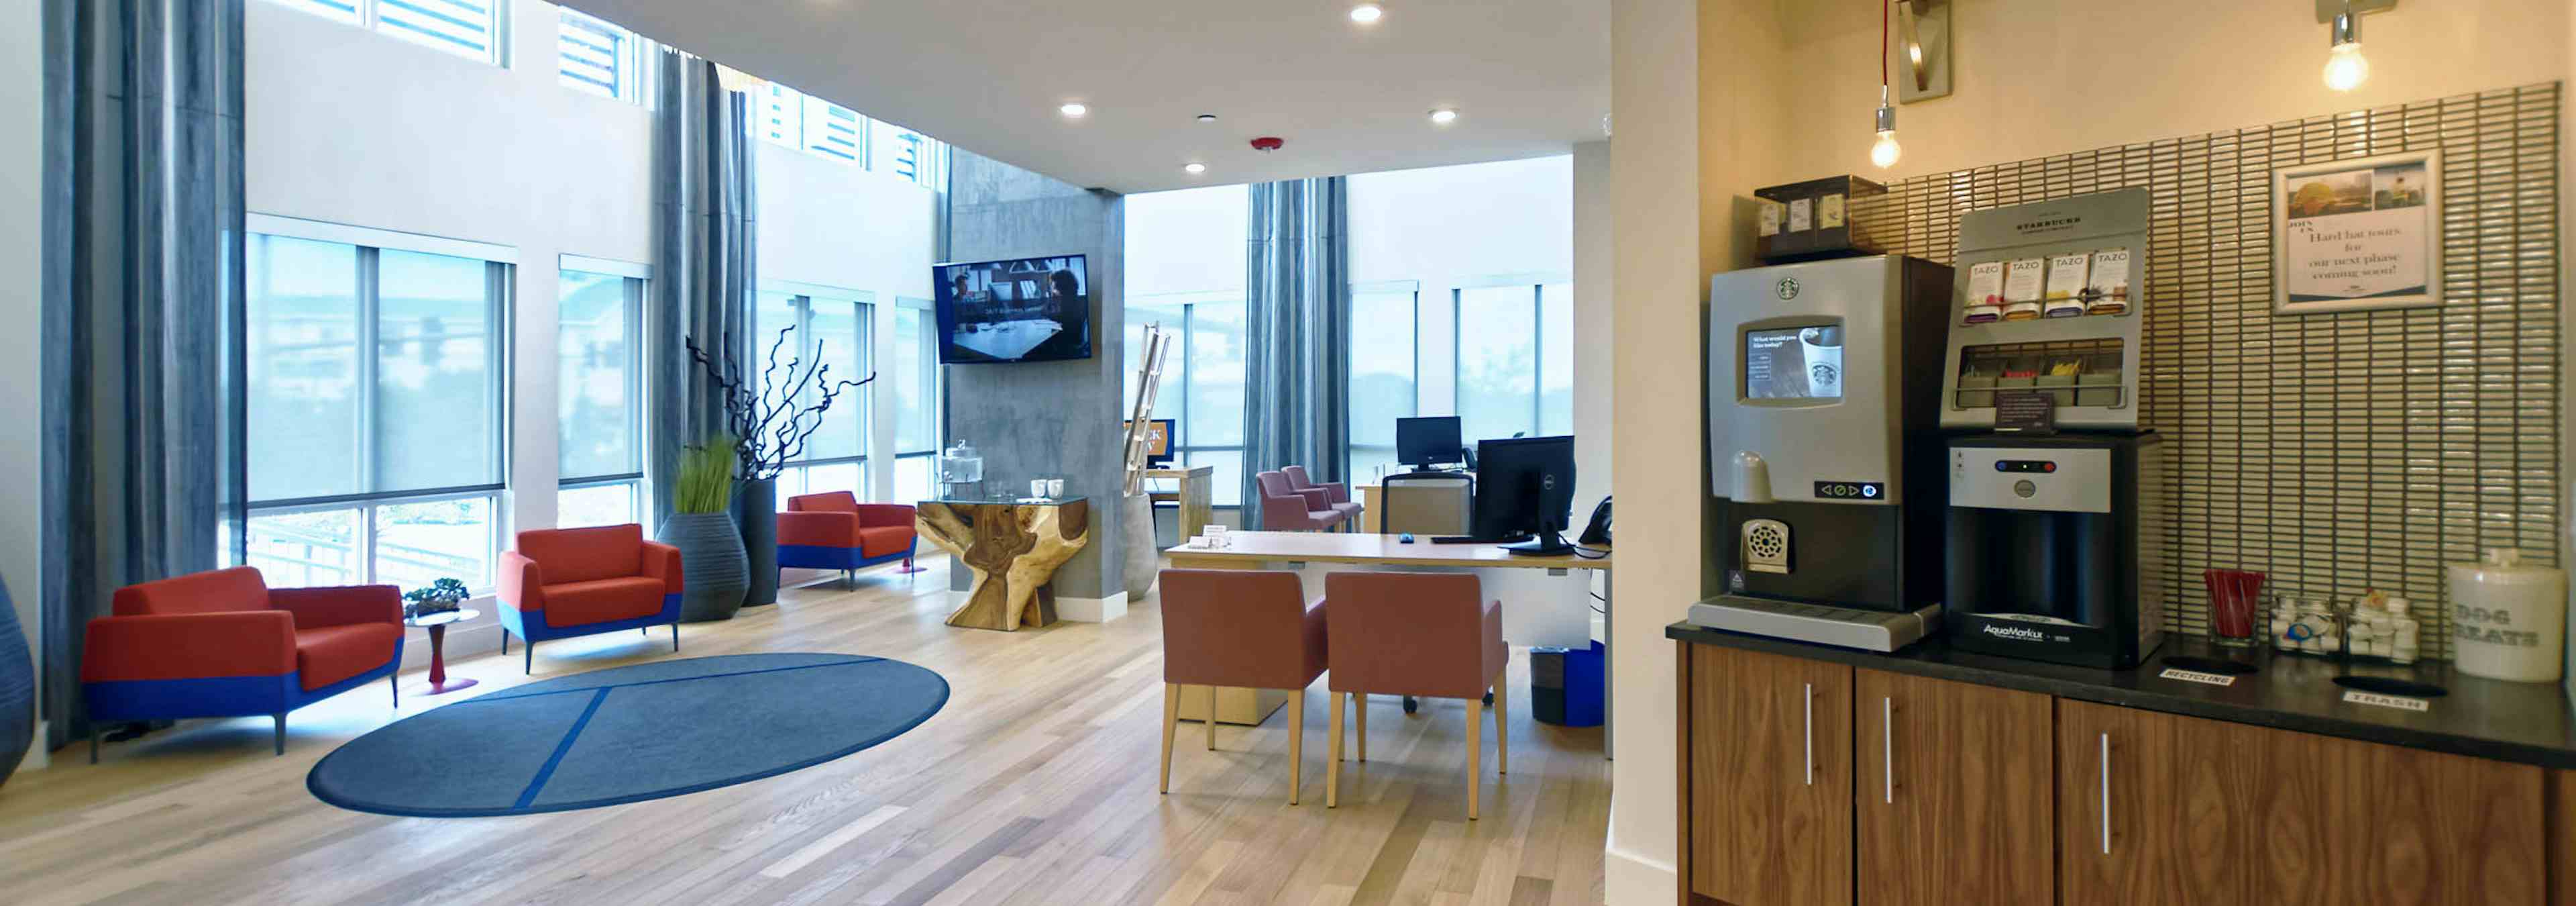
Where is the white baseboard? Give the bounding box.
[943,590,1130,623]
[1057,591,1128,623]
[1605,839,1676,905]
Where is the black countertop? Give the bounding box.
[1666,621,2576,770]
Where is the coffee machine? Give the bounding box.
[1687,254,1953,651]
[1944,434,2167,667]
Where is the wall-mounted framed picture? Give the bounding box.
[2273,150,2443,315]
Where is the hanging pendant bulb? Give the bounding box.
[1870,85,1900,169]
[2322,9,2369,92]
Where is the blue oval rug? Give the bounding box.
[309,653,947,817]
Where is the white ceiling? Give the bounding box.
[570,0,1609,195]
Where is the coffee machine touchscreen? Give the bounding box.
[1745,325,1843,399]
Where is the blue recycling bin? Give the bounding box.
[1529,640,1605,727]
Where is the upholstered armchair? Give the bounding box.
[777,492,918,579]
[81,566,402,760]
[498,523,683,673]
[1256,470,1344,532]
[1282,465,1362,526]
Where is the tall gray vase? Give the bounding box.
[1120,493,1157,599]
[661,513,749,623]
[0,578,30,788]
[735,477,780,607]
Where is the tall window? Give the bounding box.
[891,300,944,503]
[756,85,867,166]
[1454,281,1574,444]
[1347,282,1420,480]
[557,8,649,104]
[275,0,507,65]
[559,267,645,528]
[758,288,873,499]
[1125,294,1248,505]
[244,232,508,592]
[869,119,949,190]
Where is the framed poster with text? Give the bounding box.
[2273,150,2443,315]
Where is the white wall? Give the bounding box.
[3,0,44,764]
[246,0,937,664]
[1570,141,1613,528]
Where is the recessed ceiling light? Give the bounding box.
[1428,107,1459,125]
[1059,102,1088,118]
[1350,4,1384,24]
[1184,162,1208,175]
[1196,113,1218,123]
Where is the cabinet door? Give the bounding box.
[1684,644,1854,906]
[2057,699,2546,906]
[1851,669,2053,906]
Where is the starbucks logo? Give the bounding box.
[1776,277,1799,301]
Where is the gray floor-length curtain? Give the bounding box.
[1239,177,1352,527]
[648,51,757,524]
[38,0,250,750]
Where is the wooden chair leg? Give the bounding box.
[1355,692,1368,761]
[1204,686,1218,750]
[1466,697,1485,820]
[1159,683,1179,795]
[1286,689,1305,805]
[1326,691,1346,808]
[1494,672,1509,775]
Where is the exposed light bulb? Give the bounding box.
[1183,162,1207,175]
[1428,107,1459,125]
[1349,3,1383,24]
[1059,102,1089,118]
[1870,130,1902,169]
[2322,42,2369,92]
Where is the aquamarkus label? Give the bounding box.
[1980,624,2047,642]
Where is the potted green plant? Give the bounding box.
[661,435,751,622]
[401,578,471,620]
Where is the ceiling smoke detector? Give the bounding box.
[1250,136,1285,152]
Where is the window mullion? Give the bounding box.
[1529,284,1544,438]
[356,247,382,499]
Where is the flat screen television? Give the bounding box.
[933,255,1092,364]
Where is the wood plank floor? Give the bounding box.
[0,556,1610,905]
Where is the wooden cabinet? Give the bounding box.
[1852,670,2054,906]
[1681,644,1854,906]
[2055,699,2548,906]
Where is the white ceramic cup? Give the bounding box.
[1029,479,1048,498]
[1046,478,1066,497]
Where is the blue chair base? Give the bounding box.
[498,593,684,674]
[777,542,918,574]
[83,638,405,762]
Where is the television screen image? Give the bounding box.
[934,255,1092,363]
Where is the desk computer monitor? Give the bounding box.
[1125,417,1175,467]
[1472,435,1577,556]
[1397,416,1465,468]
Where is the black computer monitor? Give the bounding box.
[1471,435,1577,555]
[1125,417,1175,467]
[1396,416,1464,467]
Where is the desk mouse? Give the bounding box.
[1399,533,1415,544]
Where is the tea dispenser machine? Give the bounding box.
[1687,254,1954,651]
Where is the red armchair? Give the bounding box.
[1256,470,1344,532]
[1283,465,1361,527]
[777,492,918,580]
[81,566,402,761]
[497,523,683,674]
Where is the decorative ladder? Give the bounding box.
[1122,323,1174,496]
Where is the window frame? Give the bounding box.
[759,283,877,480]
[272,0,511,66]
[1450,274,1572,443]
[1130,291,1248,507]
[241,223,514,591]
[555,7,653,105]
[557,258,649,530]
[892,297,945,503]
[1345,279,1423,481]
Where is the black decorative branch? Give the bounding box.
[686,325,876,481]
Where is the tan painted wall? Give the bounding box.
[1606,0,2574,899]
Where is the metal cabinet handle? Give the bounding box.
[1802,683,1813,787]
[1882,697,1894,804]
[2098,732,2112,855]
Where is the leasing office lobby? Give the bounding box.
[9,1,2576,906]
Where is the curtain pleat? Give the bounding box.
[39,0,250,750]
[1240,177,1352,527]
[647,52,757,524]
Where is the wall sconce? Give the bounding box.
[2316,0,2395,93]
[1893,0,1950,103]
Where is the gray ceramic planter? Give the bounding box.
[0,578,30,788]
[661,512,749,622]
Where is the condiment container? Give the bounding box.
[2448,548,2568,683]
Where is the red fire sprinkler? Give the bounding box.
[1250,136,1285,152]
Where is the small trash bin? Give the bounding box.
[1529,640,1605,727]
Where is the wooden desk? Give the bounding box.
[1167,530,1611,726]
[1141,465,1214,545]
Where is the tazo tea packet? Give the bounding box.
[1963,260,2005,323]
[2043,252,2090,318]
[2086,248,2131,315]
[2001,258,2045,321]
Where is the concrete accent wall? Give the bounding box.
[943,150,1126,601]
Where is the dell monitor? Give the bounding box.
[1396,416,1466,468]
[1471,435,1577,556]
